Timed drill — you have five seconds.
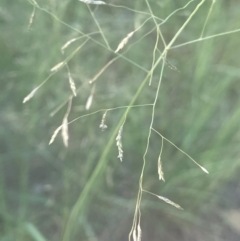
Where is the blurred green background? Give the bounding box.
[1,0,240,240]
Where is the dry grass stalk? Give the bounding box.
[99,111,108,131]
[49,126,62,145]
[89,57,117,84]
[157,195,183,210]
[115,31,134,53]
[79,0,106,5]
[22,87,39,103]
[116,125,123,161]
[50,61,64,72]
[157,157,165,182]
[68,72,77,96]
[61,38,77,54]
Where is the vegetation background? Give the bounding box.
[1,0,240,240]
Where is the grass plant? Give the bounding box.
[1,0,240,240]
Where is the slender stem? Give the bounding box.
[171,28,240,49]
[200,0,216,38]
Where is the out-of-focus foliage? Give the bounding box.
[1,0,240,240]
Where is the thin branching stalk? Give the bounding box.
[200,0,216,38]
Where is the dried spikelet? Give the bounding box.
[200,166,209,174]
[157,157,165,182]
[99,111,108,131]
[133,227,137,241]
[50,61,64,72]
[49,126,62,145]
[68,73,77,96]
[85,95,93,110]
[116,125,123,161]
[61,38,77,54]
[61,98,72,147]
[23,87,39,103]
[137,224,142,241]
[61,117,69,147]
[79,0,106,4]
[28,7,35,31]
[157,195,183,210]
[86,85,95,110]
[115,31,134,53]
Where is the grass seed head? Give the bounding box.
[22,87,39,103]
[158,157,165,181]
[99,111,108,131]
[115,31,134,53]
[50,61,64,72]
[49,126,62,145]
[61,118,69,147]
[116,125,123,161]
[68,73,77,96]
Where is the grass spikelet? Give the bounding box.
[85,95,93,110]
[68,72,77,96]
[61,38,77,54]
[61,118,69,147]
[115,31,134,53]
[50,61,64,72]
[79,0,106,5]
[116,125,123,161]
[49,126,62,145]
[157,195,183,210]
[133,228,137,241]
[86,85,95,110]
[28,6,35,31]
[99,111,108,131]
[157,157,165,182]
[61,98,72,147]
[22,87,39,103]
[143,190,183,210]
[200,166,209,174]
[152,128,209,174]
[137,224,142,241]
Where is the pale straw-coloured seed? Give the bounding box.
[157,195,183,210]
[61,38,77,53]
[99,111,108,131]
[157,157,165,181]
[85,95,93,110]
[200,166,209,174]
[28,7,35,30]
[22,87,39,103]
[79,0,106,4]
[137,224,142,241]
[49,126,62,145]
[115,31,134,53]
[50,61,64,72]
[86,85,95,110]
[133,227,137,241]
[68,73,77,96]
[116,125,123,161]
[61,117,69,147]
